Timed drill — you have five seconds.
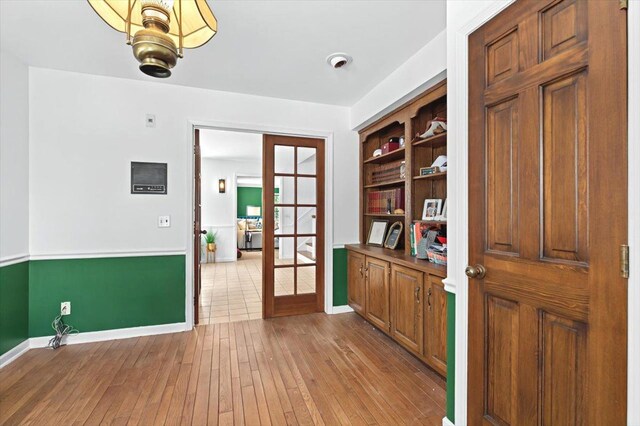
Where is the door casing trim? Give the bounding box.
[185,119,335,329]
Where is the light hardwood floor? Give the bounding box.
[0,313,446,425]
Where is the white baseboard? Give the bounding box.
[29,322,189,349]
[0,339,31,369]
[330,305,354,314]
[0,322,190,369]
[442,416,455,426]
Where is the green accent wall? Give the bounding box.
[29,255,185,337]
[446,291,456,423]
[237,187,262,217]
[332,248,348,306]
[0,261,29,356]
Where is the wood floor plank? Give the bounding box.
[0,313,446,426]
[192,326,214,426]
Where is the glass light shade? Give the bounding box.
[88,0,217,49]
[218,178,226,193]
[246,206,261,217]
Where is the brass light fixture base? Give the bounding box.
[132,29,177,78]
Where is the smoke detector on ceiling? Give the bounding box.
[326,53,352,69]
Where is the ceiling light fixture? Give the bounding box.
[326,53,352,69]
[88,0,217,78]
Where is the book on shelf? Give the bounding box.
[366,187,405,215]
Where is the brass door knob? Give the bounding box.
[465,264,486,279]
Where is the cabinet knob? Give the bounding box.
[415,286,420,303]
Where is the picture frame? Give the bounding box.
[384,221,404,249]
[422,199,442,220]
[366,219,389,247]
[439,199,448,220]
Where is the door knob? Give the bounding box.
[200,230,207,235]
[465,264,486,279]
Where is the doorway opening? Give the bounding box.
[192,127,329,326]
[196,129,264,325]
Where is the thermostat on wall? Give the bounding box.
[131,162,167,194]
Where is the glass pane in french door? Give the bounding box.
[275,145,294,174]
[297,265,316,294]
[275,236,295,265]
[275,267,294,296]
[275,206,294,235]
[297,147,317,174]
[297,177,316,205]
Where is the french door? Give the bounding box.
[468,1,627,424]
[263,134,325,318]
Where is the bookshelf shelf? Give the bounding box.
[412,132,447,148]
[364,213,405,217]
[413,172,447,181]
[363,149,405,164]
[364,179,405,189]
[413,219,447,225]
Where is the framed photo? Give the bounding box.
[384,221,404,249]
[439,199,448,220]
[422,199,443,220]
[367,220,389,247]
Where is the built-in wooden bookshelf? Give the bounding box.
[347,80,449,376]
[358,80,447,260]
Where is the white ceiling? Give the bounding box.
[200,129,262,161]
[0,0,446,106]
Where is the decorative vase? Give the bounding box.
[207,243,216,252]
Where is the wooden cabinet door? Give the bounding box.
[365,257,390,331]
[425,275,447,376]
[468,1,627,424]
[390,265,423,355]
[347,251,366,315]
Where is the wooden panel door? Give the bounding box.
[365,257,390,331]
[390,265,423,355]
[425,275,447,376]
[263,134,325,318]
[347,251,366,315]
[468,1,627,424]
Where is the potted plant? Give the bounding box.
[204,231,217,252]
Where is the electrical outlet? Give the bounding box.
[61,301,71,316]
[158,215,171,228]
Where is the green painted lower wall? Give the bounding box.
[446,291,456,423]
[0,261,30,356]
[333,247,348,306]
[237,187,262,217]
[29,255,185,337]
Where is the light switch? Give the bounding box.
[158,215,171,228]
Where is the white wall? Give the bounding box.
[28,68,359,257]
[350,30,447,131]
[0,51,29,261]
[201,157,261,262]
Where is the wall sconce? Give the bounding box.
[218,179,226,193]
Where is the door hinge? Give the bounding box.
[620,0,628,9]
[621,244,630,279]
